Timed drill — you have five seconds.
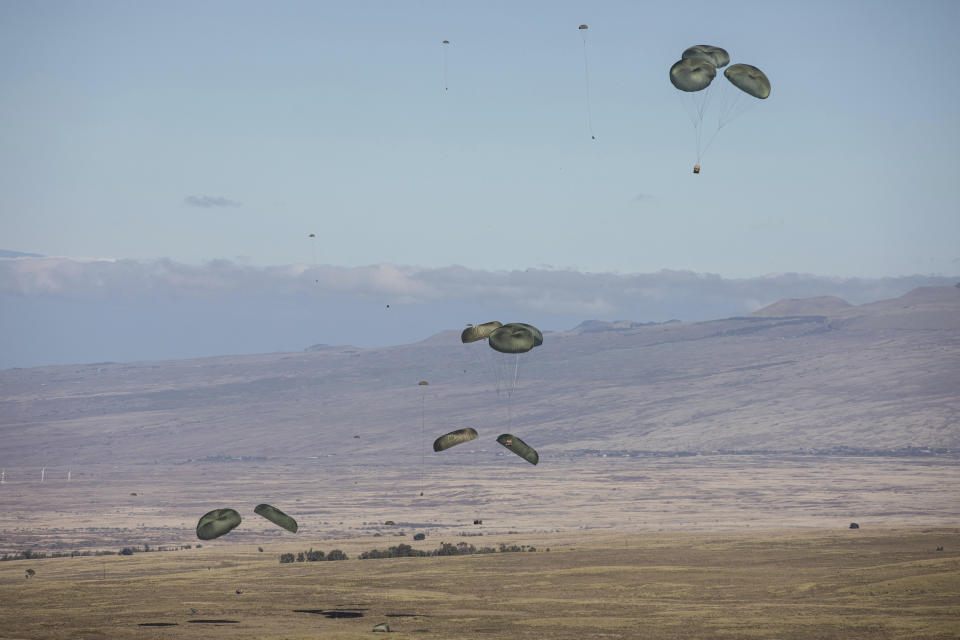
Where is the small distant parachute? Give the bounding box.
[353,435,361,439]
[254,504,298,533]
[308,233,316,238]
[441,39,450,91]
[434,427,479,452]
[196,508,241,540]
[418,380,429,386]
[578,24,595,139]
[496,433,539,465]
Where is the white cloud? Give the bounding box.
[183,195,241,208]
[1,256,957,320]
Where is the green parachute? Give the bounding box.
[724,63,770,99]
[433,427,479,452]
[461,321,502,344]
[670,57,717,92]
[488,323,539,354]
[496,433,539,465]
[254,504,298,533]
[509,322,543,347]
[682,44,729,69]
[196,508,242,540]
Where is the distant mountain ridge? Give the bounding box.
[750,296,852,317]
[1,286,957,466]
[0,249,44,258]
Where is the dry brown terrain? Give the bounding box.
[1,288,958,637]
[1,527,958,639]
[1,287,958,468]
[1,453,958,554]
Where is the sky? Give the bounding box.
[1,1,959,368]
[2,0,958,276]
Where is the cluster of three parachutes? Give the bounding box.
[669,45,770,172]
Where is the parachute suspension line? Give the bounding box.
[694,84,717,164]
[675,89,710,164]
[701,89,759,159]
[580,29,595,140]
[512,353,520,398]
[441,40,449,92]
[419,388,425,496]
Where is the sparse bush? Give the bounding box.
[119,547,134,556]
[279,553,295,563]
[296,552,305,562]
[413,533,426,541]
[326,549,347,561]
[258,547,264,553]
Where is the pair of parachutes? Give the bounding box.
[669,45,770,170]
[433,427,539,465]
[461,321,543,354]
[196,503,298,541]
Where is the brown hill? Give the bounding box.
[750,296,852,317]
[1,287,957,466]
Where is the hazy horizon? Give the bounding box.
[2,252,957,369]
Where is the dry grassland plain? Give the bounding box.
[1,457,959,639]
[1,527,958,639]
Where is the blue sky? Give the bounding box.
[2,1,960,368]
[3,0,958,278]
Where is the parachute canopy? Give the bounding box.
[488,323,541,354]
[433,427,479,452]
[509,322,543,347]
[196,508,241,540]
[724,63,770,99]
[442,40,449,44]
[461,321,502,344]
[254,504,298,533]
[670,58,716,92]
[418,380,429,386]
[496,433,539,465]
[578,24,588,30]
[682,45,729,69]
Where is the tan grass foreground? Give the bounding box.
[1,527,958,639]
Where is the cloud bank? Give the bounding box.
[2,256,956,368]
[183,195,241,208]
[2,256,957,317]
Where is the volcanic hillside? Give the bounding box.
[1,286,958,466]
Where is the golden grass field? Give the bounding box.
[1,527,958,639]
[2,455,958,638]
